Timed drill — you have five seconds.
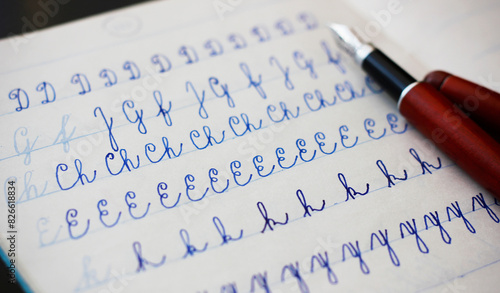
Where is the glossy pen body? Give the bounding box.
[424,70,500,140]
[329,24,500,198]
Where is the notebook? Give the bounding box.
[1,0,499,292]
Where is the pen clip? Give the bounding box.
[424,70,500,141]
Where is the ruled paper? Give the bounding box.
[1,0,499,292]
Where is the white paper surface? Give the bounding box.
[1,0,499,292]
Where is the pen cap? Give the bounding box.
[424,70,500,139]
[399,82,500,198]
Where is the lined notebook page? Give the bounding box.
[347,0,500,84]
[1,0,499,292]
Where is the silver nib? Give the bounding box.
[328,23,375,64]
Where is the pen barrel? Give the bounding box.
[399,83,500,198]
[424,70,500,139]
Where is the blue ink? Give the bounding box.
[320,41,346,74]
[66,209,90,240]
[209,77,235,108]
[240,62,266,99]
[387,113,407,134]
[472,193,499,223]
[269,56,293,90]
[365,76,383,94]
[409,148,442,175]
[424,211,451,244]
[282,262,309,293]
[250,272,270,293]
[56,159,96,191]
[276,147,297,169]
[275,19,294,35]
[257,201,289,233]
[364,118,386,139]
[123,61,141,80]
[251,25,270,42]
[338,173,369,201]
[122,100,147,134]
[229,113,262,136]
[339,125,358,148]
[36,217,61,247]
[99,69,117,87]
[293,51,317,79]
[204,39,224,56]
[153,90,173,126]
[447,201,475,233]
[157,182,181,209]
[209,168,229,193]
[231,160,252,186]
[53,114,76,152]
[13,127,38,165]
[376,160,407,188]
[314,132,337,155]
[295,189,325,217]
[71,73,91,95]
[310,251,338,285]
[97,199,121,228]
[180,229,208,258]
[75,256,109,292]
[94,107,119,151]
[213,216,243,245]
[267,102,299,122]
[253,155,274,177]
[185,174,209,201]
[179,45,199,64]
[342,241,369,274]
[221,284,237,293]
[186,81,208,119]
[370,229,399,266]
[125,191,150,220]
[190,126,225,150]
[17,171,48,202]
[151,54,172,73]
[132,241,166,272]
[298,12,318,30]
[296,138,316,162]
[400,219,429,253]
[303,90,335,112]
[105,149,140,176]
[335,81,365,102]
[36,81,56,104]
[8,88,29,111]
[228,33,247,49]
[145,136,183,163]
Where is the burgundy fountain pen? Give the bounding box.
[328,23,500,199]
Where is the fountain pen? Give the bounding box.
[328,23,500,198]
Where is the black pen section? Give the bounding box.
[361,49,416,101]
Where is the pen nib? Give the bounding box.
[328,23,374,63]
